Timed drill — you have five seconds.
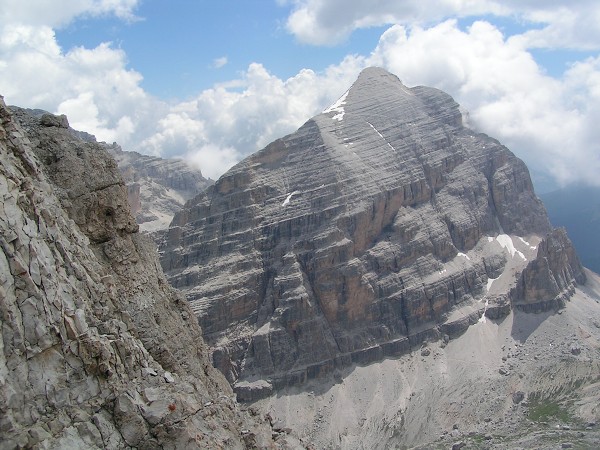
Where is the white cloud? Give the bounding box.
[513,3,600,50]
[284,0,600,50]
[185,144,241,181]
[0,1,149,148]
[0,0,141,28]
[367,20,600,187]
[0,6,361,180]
[1,0,599,188]
[139,60,364,178]
[212,56,228,69]
[284,0,500,45]
[0,24,156,147]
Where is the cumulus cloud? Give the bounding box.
[0,0,141,27]
[2,0,599,187]
[139,60,364,178]
[0,23,157,147]
[284,0,600,50]
[367,20,600,187]
[0,0,152,148]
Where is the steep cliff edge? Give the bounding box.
[9,106,211,236]
[0,98,298,448]
[161,67,585,400]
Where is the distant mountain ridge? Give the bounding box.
[160,67,586,401]
[106,144,212,234]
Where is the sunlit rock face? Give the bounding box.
[0,100,288,448]
[161,67,584,400]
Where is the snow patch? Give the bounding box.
[494,234,526,260]
[486,276,498,293]
[479,297,490,324]
[518,236,537,250]
[480,275,499,323]
[282,191,300,207]
[323,91,348,121]
[457,252,471,261]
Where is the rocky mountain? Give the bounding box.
[541,185,600,274]
[257,273,600,449]
[0,98,301,448]
[8,106,212,236]
[106,145,212,235]
[160,67,587,405]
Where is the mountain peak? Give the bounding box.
[321,66,462,131]
[352,66,406,92]
[161,70,583,402]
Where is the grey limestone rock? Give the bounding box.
[0,99,295,448]
[160,67,584,398]
[10,106,212,237]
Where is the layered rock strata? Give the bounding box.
[161,67,585,400]
[0,98,295,448]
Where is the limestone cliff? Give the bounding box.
[9,106,212,236]
[0,98,297,448]
[161,67,585,400]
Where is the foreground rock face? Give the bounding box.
[0,98,294,448]
[161,67,585,400]
[9,106,212,236]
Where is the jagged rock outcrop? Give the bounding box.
[0,98,299,448]
[160,67,585,400]
[512,228,586,312]
[9,106,212,236]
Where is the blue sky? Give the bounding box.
[1,1,600,190]
[54,1,387,99]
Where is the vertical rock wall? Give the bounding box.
[0,98,293,448]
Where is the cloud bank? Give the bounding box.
[284,0,600,50]
[1,0,599,187]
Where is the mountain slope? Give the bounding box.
[258,270,600,449]
[106,144,212,234]
[0,98,297,448]
[161,67,586,401]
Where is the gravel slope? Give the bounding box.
[256,269,600,449]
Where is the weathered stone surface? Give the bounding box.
[160,67,584,397]
[40,113,69,128]
[0,99,296,448]
[10,106,212,236]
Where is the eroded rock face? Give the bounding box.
[160,67,584,400]
[106,144,213,235]
[0,98,294,448]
